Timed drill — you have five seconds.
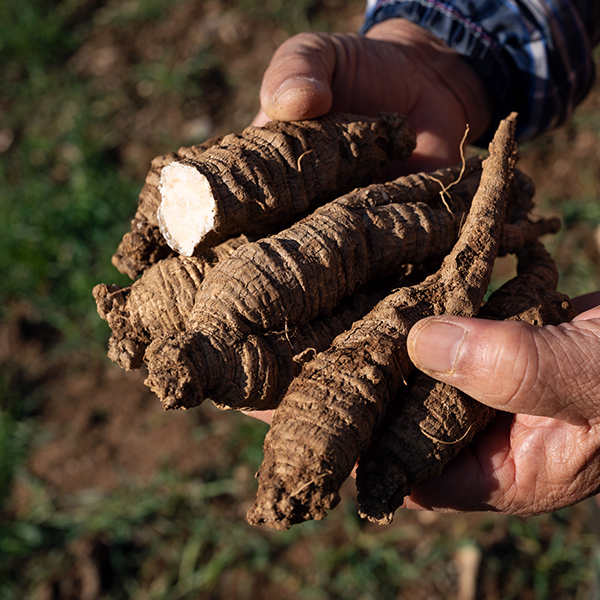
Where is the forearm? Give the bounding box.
[361,0,598,144]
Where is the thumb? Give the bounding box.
[406,315,600,426]
[253,32,335,125]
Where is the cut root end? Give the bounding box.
[158,162,216,256]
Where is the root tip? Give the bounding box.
[144,334,208,409]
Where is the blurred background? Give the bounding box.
[2,1,600,598]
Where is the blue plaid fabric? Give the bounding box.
[361,1,599,145]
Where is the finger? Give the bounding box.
[402,411,600,515]
[251,108,272,127]
[241,409,274,425]
[407,315,600,425]
[258,32,335,121]
[402,412,516,513]
[256,30,464,171]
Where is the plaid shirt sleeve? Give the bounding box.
[361,1,598,144]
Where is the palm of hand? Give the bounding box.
[405,411,600,514]
[405,308,600,515]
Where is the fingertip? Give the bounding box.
[263,77,332,121]
[572,291,600,318]
[258,32,335,122]
[407,315,514,408]
[407,317,467,375]
[241,409,274,426]
[251,109,271,127]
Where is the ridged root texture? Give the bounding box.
[144,321,278,411]
[93,236,249,371]
[355,241,576,525]
[142,194,468,411]
[246,326,408,530]
[143,160,503,411]
[157,112,416,256]
[105,158,558,392]
[144,282,395,411]
[246,114,518,530]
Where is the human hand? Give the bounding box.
[403,292,600,515]
[251,19,491,173]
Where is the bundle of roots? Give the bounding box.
[94,111,574,530]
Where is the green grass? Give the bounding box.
[0,0,138,347]
[1,468,596,599]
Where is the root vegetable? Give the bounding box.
[113,112,415,276]
[93,235,249,371]
[246,114,518,530]
[142,148,555,413]
[147,281,401,411]
[208,280,401,412]
[143,164,494,411]
[95,109,568,532]
[156,112,416,257]
[355,241,576,524]
[112,137,224,279]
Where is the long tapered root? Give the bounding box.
[246,115,518,530]
[355,241,576,525]
[155,112,416,256]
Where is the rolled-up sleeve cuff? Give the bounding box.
[361,0,595,145]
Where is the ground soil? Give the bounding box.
[1,313,234,501]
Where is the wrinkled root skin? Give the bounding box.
[356,377,496,525]
[96,238,250,372]
[144,332,205,410]
[145,282,397,412]
[355,242,577,525]
[93,283,148,371]
[162,113,417,257]
[115,113,417,276]
[246,115,517,530]
[246,334,406,530]
[246,429,342,530]
[141,169,555,414]
[141,168,485,411]
[94,112,571,532]
[112,222,175,281]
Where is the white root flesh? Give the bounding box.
[158,162,216,256]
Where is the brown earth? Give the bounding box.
[1,312,237,502]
